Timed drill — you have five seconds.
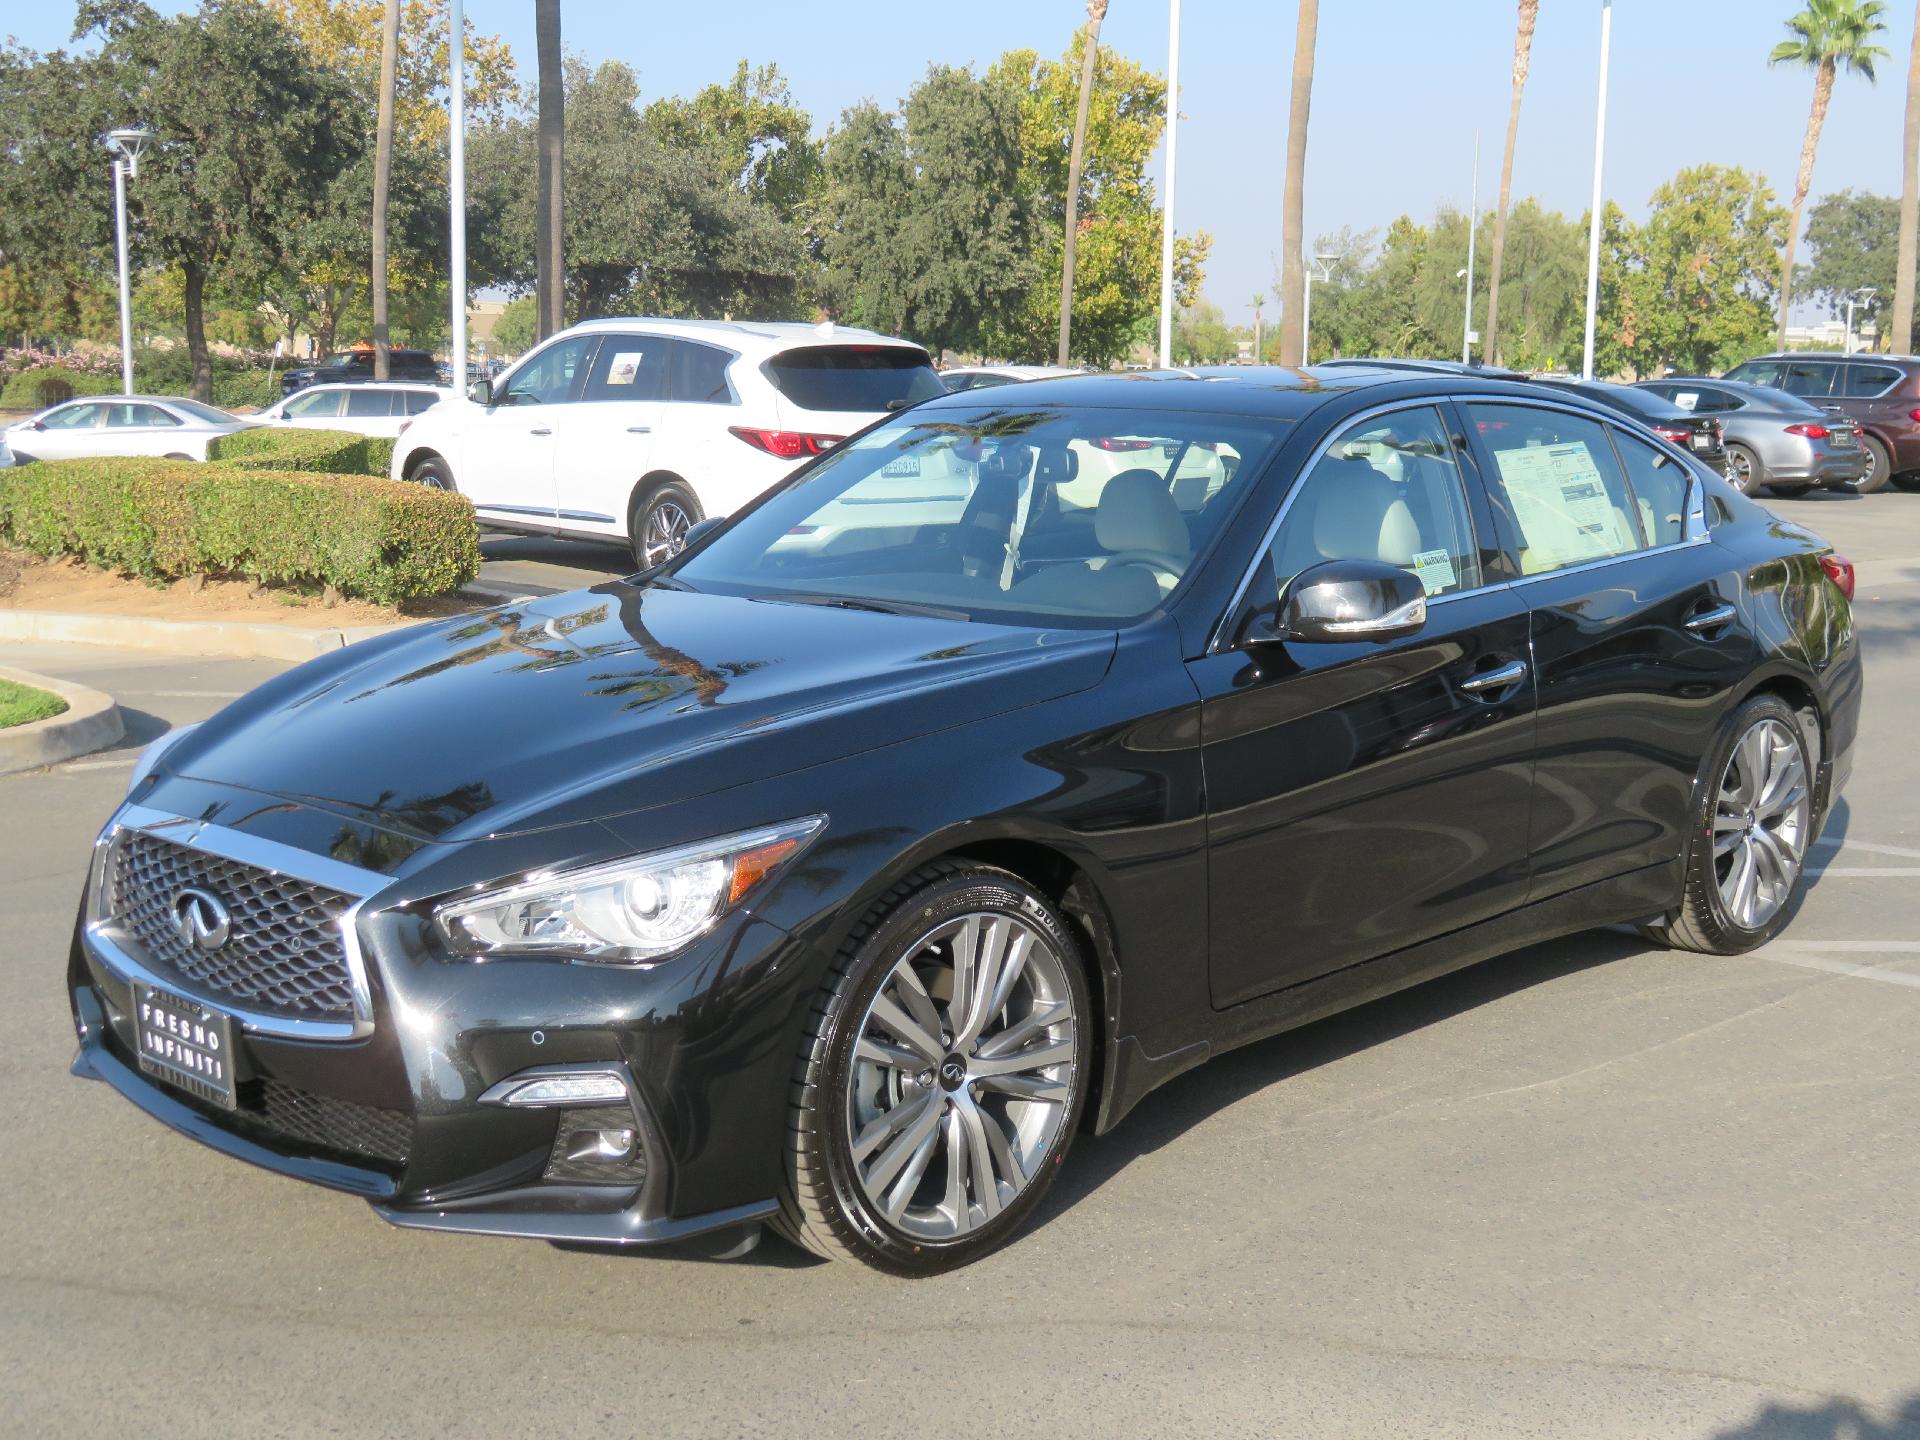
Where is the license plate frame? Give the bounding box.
[133,982,238,1111]
[1832,431,1858,448]
[1689,432,1713,451]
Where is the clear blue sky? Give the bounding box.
[12,1,1917,325]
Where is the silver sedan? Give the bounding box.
[1636,377,1866,497]
[2,395,258,464]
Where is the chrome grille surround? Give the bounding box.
[85,803,383,1041]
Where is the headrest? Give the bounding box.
[1096,469,1191,559]
[1312,460,1420,566]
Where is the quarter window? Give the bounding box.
[1466,404,1644,575]
[1842,364,1902,398]
[502,335,596,405]
[1610,428,1692,547]
[401,390,440,415]
[1266,405,1481,599]
[670,342,735,404]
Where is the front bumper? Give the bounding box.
[67,799,805,1248]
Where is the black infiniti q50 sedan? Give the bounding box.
[68,366,1861,1275]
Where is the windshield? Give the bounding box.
[670,405,1285,627]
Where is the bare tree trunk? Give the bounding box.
[371,0,399,380]
[1277,0,1318,365]
[535,0,564,339]
[1484,0,1537,365]
[1895,0,1920,353]
[183,260,212,402]
[1058,1,1109,367]
[1779,58,1835,346]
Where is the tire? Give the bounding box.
[1846,435,1892,494]
[629,480,702,570]
[1725,443,1763,495]
[1639,695,1816,956]
[1892,472,1920,493]
[775,862,1094,1275]
[412,455,457,492]
[163,452,195,462]
[1765,482,1815,499]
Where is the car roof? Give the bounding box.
[1643,376,1797,401]
[553,316,928,357]
[289,382,450,393]
[1731,351,1920,365]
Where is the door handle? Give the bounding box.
[625,426,651,434]
[1684,602,1737,634]
[1460,658,1528,694]
[528,427,552,436]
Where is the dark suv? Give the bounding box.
[280,348,440,397]
[1720,352,1920,493]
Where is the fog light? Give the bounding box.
[488,1071,629,1107]
[562,1126,636,1164]
[545,1105,649,1185]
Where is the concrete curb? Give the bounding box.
[0,608,408,661]
[0,664,124,776]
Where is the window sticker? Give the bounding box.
[1672,392,1699,411]
[1410,547,1457,596]
[1493,441,1625,568]
[605,351,646,386]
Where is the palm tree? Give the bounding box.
[534,0,564,340]
[1277,0,1319,366]
[1894,0,1920,352]
[1483,0,1539,366]
[1057,0,1110,367]
[1770,0,1889,344]
[370,0,399,381]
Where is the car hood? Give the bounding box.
[163,581,1116,843]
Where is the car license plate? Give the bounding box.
[133,983,237,1110]
[880,455,920,477]
[1690,432,1713,451]
[1832,432,1857,448]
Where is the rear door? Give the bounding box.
[102,401,187,456]
[342,386,405,436]
[1194,401,1537,1009]
[1461,399,1753,901]
[550,331,667,537]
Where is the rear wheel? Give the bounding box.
[1725,443,1762,495]
[776,863,1093,1275]
[1846,435,1892,494]
[1639,695,1815,955]
[412,456,457,492]
[629,480,702,570]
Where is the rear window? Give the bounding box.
[764,346,944,414]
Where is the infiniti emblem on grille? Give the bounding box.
[170,888,231,951]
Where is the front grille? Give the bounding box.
[238,1077,412,1170]
[109,831,358,1024]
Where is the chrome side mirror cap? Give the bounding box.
[1258,558,1429,645]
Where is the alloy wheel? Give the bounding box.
[845,911,1077,1242]
[1713,717,1810,930]
[641,498,691,567]
[1726,447,1754,494]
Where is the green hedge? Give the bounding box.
[0,457,478,605]
[1,366,120,409]
[207,426,374,473]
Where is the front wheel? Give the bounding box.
[1640,695,1815,955]
[629,480,702,570]
[412,456,457,492]
[776,864,1093,1274]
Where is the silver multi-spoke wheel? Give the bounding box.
[846,911,1076,1242]
[1713,717,1810,930]
[641,498,691,567]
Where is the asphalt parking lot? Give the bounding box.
[3,488,1919,1438]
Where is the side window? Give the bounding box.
[1268,405,1482,599]
[345,388,396,417]
[1842,364,1901,398]
[1727,361,1781,389]
[502,335,597,405]
[1466,403,1645,575]
[43,403,102,429]
[284,390,342,419]
[1670,385,1737,414]
[1779,361,1835,398]
[105,404,176,428]
[1610,428,1692,547]
[670,342,735,404]
[402,390,440,415]
[942,374,977,392]
[581,334,669,402]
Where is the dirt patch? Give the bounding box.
[0,548,479,629]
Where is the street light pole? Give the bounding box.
[1157,0,1181,367]
[1303,254,1335,365]
[1845,287,1877,353]
[1463,130,1479,365]
[1580,0,1612,380]
[449,0,469,398]
[104,128,153,397]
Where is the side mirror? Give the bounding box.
[1265,558,1428,644]
[682,517,724,548]
[30,420,47,431]
[467,379,494,406]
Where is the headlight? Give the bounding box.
[433,816,825,965]
[126,722,200,795]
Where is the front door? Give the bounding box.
[466,334,597,521]
[24,401,107,460]
[1195,403,1538,1010]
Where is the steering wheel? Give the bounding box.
[1100,550,1186,585]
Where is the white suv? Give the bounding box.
[389,318,942,566]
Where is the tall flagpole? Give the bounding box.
[449,0,469,397]
[1157,0,1181,366]
[1581,0,1612,380]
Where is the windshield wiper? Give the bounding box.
[751,592,971,621]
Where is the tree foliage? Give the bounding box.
[1801,188,1911,337]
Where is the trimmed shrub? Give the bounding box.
[207,426,374,474]
[1,366,119,409]
[363,437,396,477]
[0,457,479,605]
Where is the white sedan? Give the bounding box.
[3,396,257,463]
[256,382,451,438]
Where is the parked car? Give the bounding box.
[69,365,1859,1273]
[1528,375,1730,476]
[940,364,1084,392]
[1720,352,1920,493]
[280,347,440,397]
[389,318,945,568]
[1636,376,1865,496]
[3,395,255,463]
[253,382,451,439]
[0,435,12,468]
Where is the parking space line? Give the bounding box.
[1813,838,1920,860]
[1759,950,1920,991]
[1808,866,1920,877]
[58,756,136,772]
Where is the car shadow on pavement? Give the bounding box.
[1031,926,1647,1234]
[1707,1390,1920,1439]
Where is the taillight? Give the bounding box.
[1819,553,1856,601]
[1908,408,1920,422]
[729,427,844,459]
[1653,425,1691,445]
[1090,437,1156,451]
[1785,423,1831,439]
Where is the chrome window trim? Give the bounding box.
[84,802,389,1042]
[1207,392,1711,653]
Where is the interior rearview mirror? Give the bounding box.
[1260,558,1428,645]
